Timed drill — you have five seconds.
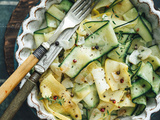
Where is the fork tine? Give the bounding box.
[73,0,87,15]
[71,0,86,12]
[77,0,100,19]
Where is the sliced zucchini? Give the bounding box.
[146,91,156,98]
[73,83,91,98]
[72,83,91,103]
[131,61,144,81]
[91,67,110,97]
[106,0,133,17]
[77,21,109,38]
[141,16,152,32]
[100,54,107,66]
[82,21,109,36]
[123,8,138,22]
[44,30,55,42]
[59,21,119,78]
[152,71,160,95]
[107,41,132,62]
[105,59,132,91]
[137,62,153,85]
[116,33,133,44]
[33,27,55,47]
[83,84,99,108]
[40,74,82,120]
[75,34,85,46]
[97,100,117,113]
[118,93,136,108]
[146,71,160,98]
[101,88,125,104]
[45,12,60,28]
[130,79,151,100]
[54,0,73,13]
[149,45,160,59]
[47,5,65,21]
[94,0,113,10]
[34,34,45,48]
[134,15,152,42]
[143,55,160,70]
[117,107,137,116]
[135,104,146,116]
[102,12,137,33]
[128,69,134,78]
[34,27,55,34]
[127,37,146,54]
[88,108,103,120]
[133,95,147,116]
[129,46,152,65]
[74,61,100,85]
[114,16,138,33]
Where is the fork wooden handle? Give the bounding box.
[0,44,48,104]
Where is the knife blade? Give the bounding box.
[0,27,78,120]
[35,26,78,73]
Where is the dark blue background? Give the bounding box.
[0,0,160,120]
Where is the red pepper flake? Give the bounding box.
[120,78,124,83]
[73,59,77,63]
[92,46,95,50]
[110,98,116,104]
[5,90,7,93]
[113,100,116,104]
[118,106,121,108]
[106,5,110,8]
[118,2,122,5]
[100,108,105,112]
[136,28,140,32]
[75,44,78,47]
[153,77,155,80]
[53,96,58,100]
[86,33,89,37]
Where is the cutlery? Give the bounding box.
[0,0,99,104]
[0,27,78,120]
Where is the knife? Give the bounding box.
[0,0,99,104]
[0,27,78,120]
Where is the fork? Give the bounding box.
[0,0,100,104]
[47,0,96,45]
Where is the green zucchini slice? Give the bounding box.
[134,15,153,42]
[130,79,151,100]
[59,21,119,78]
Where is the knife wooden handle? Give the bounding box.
[0,54,38,104]
[0,44,48,104]
[0,71,41,120]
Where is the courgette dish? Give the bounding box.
[32,0,160,119]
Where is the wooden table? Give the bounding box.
[2,0,40,120]
[4,0,39,75]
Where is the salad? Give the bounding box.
[32,0,160,119]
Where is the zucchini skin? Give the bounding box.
[59,21,119,78]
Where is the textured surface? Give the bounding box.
[0,0,39,120]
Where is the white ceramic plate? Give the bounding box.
[15,0,160,119]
